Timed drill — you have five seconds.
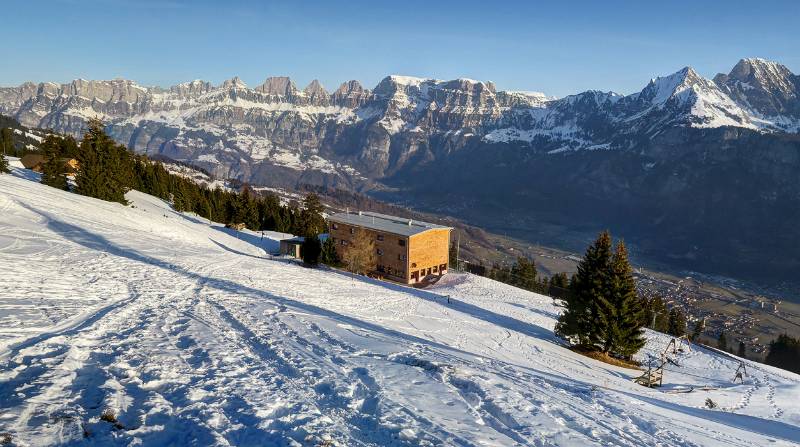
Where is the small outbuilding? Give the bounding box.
[20,154,79,173]
[279,236,305,258]
[20,154,45,171]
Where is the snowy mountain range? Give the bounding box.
[1,58,797,187]
[2,164,799,446]
[2,58,800,289]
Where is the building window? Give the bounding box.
[377,234,384,241]
[411,262,417,268]
[350,228,354,234]
[340,240,348,246]
[377,248,384,256]
[377,265,385,272]
[433,265,438,273]
[398,254,406,261]
[398,239,406,246]
[331,223,338,230]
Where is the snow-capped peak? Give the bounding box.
[712,58,799,128]
[221,76,247,89]
[386,75,434,86]
[626,66,764,130]
[724,58,796,96]
[256,76,298,96]
[303,79,328,95]
[640,66,707,106]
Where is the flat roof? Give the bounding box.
[328,211,451,237]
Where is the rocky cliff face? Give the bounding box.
[2,59,800,288]
[714,58,800,130]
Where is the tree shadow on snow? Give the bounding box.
[208,238,266,260]
[210,226,280,254]
[326,268,560,343]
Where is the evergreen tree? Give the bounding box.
[510,257,538,291]
[717,332,728,351]
[301,235,322,266]
[691,319,705,341]
[600,241,646,359]
[286,201,301,235]
[0,127,13,159]
[737,341,747,358]
[641,295,669,332]
[74,119,131,204]
[765,334,800,374]
[488,263,512,284]
[298,193,326,237]
[667,307,687,337]
[556,231,646,359]
[449,240,459,270]
[172,182,189,212]
[320,236,340,266]
[232,187,259,229]
[0,151,8,174]
[548,272,570,299]
[274,208,291,233]
[40,135,69,190]
[555,231,613,348]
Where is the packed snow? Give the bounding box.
[1,167,799,446]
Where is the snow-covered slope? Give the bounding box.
[1,169,799,446]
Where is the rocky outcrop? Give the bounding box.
[303,80,330,106]
[714,58,800,129]
[331,80,370,108]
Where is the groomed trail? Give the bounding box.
[1,164,799,446]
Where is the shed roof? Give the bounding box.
[328,211,450,237]
[20,154,45,168]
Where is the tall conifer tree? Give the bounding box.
[555,231,613,347]
[556,231,646,359]
[74,119,131,204]
[40,135,69,190]
[602,241,645,358]
[718,332,728,351]
[667,307,687,337]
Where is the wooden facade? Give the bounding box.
[328,212,451,284]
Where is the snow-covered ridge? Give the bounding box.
[1,57,798,185]
[484,60,799,145]
[1,169,799,445]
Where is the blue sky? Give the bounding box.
[2,0,798,97]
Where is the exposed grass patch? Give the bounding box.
[570,347,641,370]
